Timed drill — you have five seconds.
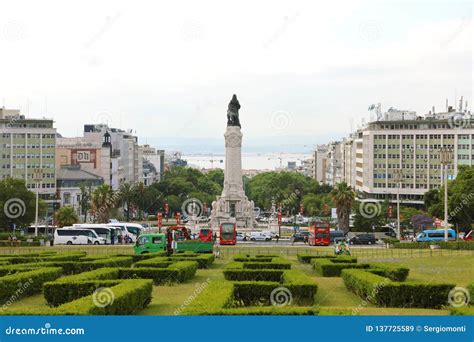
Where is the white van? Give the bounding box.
[73,224,114,244]
[106,222,143,243]
[54,228,106,245]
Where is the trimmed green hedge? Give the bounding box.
[341,269,455,308]
[368,263,410,282]
[57,279,153,315]
[44,280,120,307]
[468,283,474,305]
[120,261,198,285]
[297,254,356,264]
[0,267,63,304]
[393,241,474,250]
[0,252,86,264]
[311,258,370,277]
[134,257,173,268]
[224,269,284,282]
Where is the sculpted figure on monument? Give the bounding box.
[227,94,241,127]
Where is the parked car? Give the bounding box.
[290,232,309,243]
[236,232,248,241]
[249,231,271,241]
[348,233,376,245]
[106,222,144,243]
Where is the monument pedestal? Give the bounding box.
[211,98,255,230]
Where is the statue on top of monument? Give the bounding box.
[227,94,241,127]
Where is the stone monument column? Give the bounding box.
[211,94,255,229]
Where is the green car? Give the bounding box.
[134,233,214,255]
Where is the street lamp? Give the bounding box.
[393,169,403,240]
[32,168,44,237]
[439,147,454,242]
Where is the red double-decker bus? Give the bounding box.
[219,222,236,245]
[308,221,330,246]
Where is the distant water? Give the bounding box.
[183,153,311,170]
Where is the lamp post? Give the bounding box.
[439,147,454,242]
[393,169,403,240]
[32,168,44,237]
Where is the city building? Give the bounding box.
[313,144,328,184]
[56,132,118,188]
[83,124,144,186]
[0,107,57,211]
[56,165,103,215]
[324,99,473,205]
[142,144,165,182]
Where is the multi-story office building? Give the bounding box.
[0,107,57,208]
[315,102,470,205]
[357,106,473,204]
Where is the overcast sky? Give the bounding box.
[0,0,472,153]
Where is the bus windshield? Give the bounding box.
[221,224,234,240]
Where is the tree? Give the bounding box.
[55,205,79,227]
[331,182,355,233]
[118,182,135,221]
[92,184,116,223]
[0,178,45,229]
[79,182,92,223]
[424,166,474,232]
[247,171,321,212]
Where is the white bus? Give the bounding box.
[54,228,106,245]
[73,224,119,244]
[106,222,144,243]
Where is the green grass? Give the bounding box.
[1,246,472,315]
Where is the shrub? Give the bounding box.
[311,258,370,277]
[393,241,474,250]
[467,283,474,305]
[0,267,62,304]
[223,269,284,282]
[44,280,120,307]
[57,279,153,315]
[368,263,409,282]
[297,254,355,264]
[242,261,291,270]
[170,254,215,268]
[341,269,455,308]
[181,281,319,315]
[120,261,197,285]
[133,257,173,268]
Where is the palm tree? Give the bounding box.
[92,184,115,223]
[55,205,79,227]
[331,182,355,234]
[118,182,135,221]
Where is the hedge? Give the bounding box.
[341,269,455,308]
[468,282,474,305]
[393,241,474,250]
[242,259,291,270]
[297,254,356,264]
[368,263,410,282]
[169,254,215,268]
[233,254,278,262]
[0,252,86,264]
[181,281,323,315]
[120,261,197,285]
[44,280,120,307]
[311,258,370,277]
[0,267,63,304]
[224,269,284,282]
[133,257,174,268]
[57,279,153,315]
